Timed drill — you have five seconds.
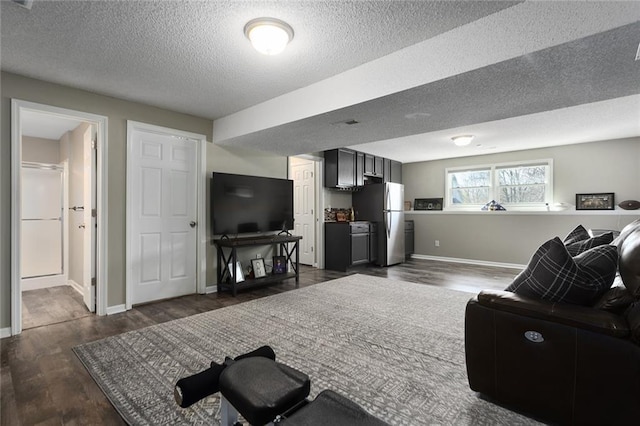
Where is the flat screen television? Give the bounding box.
[211,172,294,236]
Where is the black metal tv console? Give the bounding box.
[213,234,302,296]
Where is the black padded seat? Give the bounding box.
[219,357,310,425]
[280,389,389,426]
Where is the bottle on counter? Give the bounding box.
[350,207,355,221]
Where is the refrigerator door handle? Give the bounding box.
[385,185,390,211]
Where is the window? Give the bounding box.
[446,159,553,209]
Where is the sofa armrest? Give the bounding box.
[476,289,629,338]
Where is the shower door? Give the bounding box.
[21,165,64,278]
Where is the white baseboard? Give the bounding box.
[106,304,127,315]
[411,254,525,270]
[0,327,11,339]
[205,285,218,294]
[21,274,67,291]
[67,279,83,295]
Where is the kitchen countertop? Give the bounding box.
[324,220,371,224]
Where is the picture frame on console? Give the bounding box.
[576,193,615,210]
[226,261,244,283]
[272,256,287,274]
[251,258,267,278]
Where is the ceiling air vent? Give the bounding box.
[12,0,33,9]
[332,119,360,128]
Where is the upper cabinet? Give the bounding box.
[325,148,356,188]
[325,149,402,188]
[356,151,365,187]
[383,158,402,184]
[364,154,384,177]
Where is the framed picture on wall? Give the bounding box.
[414,198,443,211]
[576,193,615,210]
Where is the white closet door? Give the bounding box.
[129,129,198,304]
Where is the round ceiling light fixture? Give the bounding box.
[244,17,294,55]
[452,135,474,146]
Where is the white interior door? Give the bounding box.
[82,126,95,312]
[291,158,315,265]
[129,128,198,304]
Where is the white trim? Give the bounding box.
[315,159,325,269]
[67,279,83,295]
[125,121,207,310]
[106,304,127,316]
[445,158,553,210]
[21,275,68,291]
[11,99,109,336]
[405,209,640,216]
[411,254,525,270]
[0,328,11,339]
[205,285,218,294]
[198,135,207,294]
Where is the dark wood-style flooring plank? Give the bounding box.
[1,259,518,425]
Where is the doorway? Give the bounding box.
[11,100,108,335]
[289,155,324,268]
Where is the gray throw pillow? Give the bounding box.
[505,237,618,305]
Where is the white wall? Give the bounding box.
[1,72,289,329]
[403,138,640,265]
[22,136,60,164]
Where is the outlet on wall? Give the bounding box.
[256,253,261,258]
[435,240,440,247]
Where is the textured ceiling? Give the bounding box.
[3,0,640,162]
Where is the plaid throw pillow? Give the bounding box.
[563,224,590,245]
[565,232,614,256]
[505,237,618,305]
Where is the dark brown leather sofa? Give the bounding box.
[465,220,640,425]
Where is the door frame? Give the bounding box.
[289,154,324,269]
[10,99,109,335]
[125,121,207,309]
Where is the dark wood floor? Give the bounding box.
[1,259,518,425]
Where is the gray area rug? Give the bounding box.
[74,274,540,425]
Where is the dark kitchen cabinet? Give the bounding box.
[356,151,365,187]
[364,154,384,177]
[384,159,403,183]
[324,148,356,188]
[405,220,414,259]
[374,156,384,176]
[364,154,375,175]
[325,149,401,187]
[350,223,370,265]
[325,222,375,271]
[369,222,378,264]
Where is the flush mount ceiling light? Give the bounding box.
[452,135,474,146]
[244,17,294,55]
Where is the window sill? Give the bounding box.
[405,209,640,216]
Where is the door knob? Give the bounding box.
[189,221,197,228]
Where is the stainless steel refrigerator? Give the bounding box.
[353,182,405,266]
